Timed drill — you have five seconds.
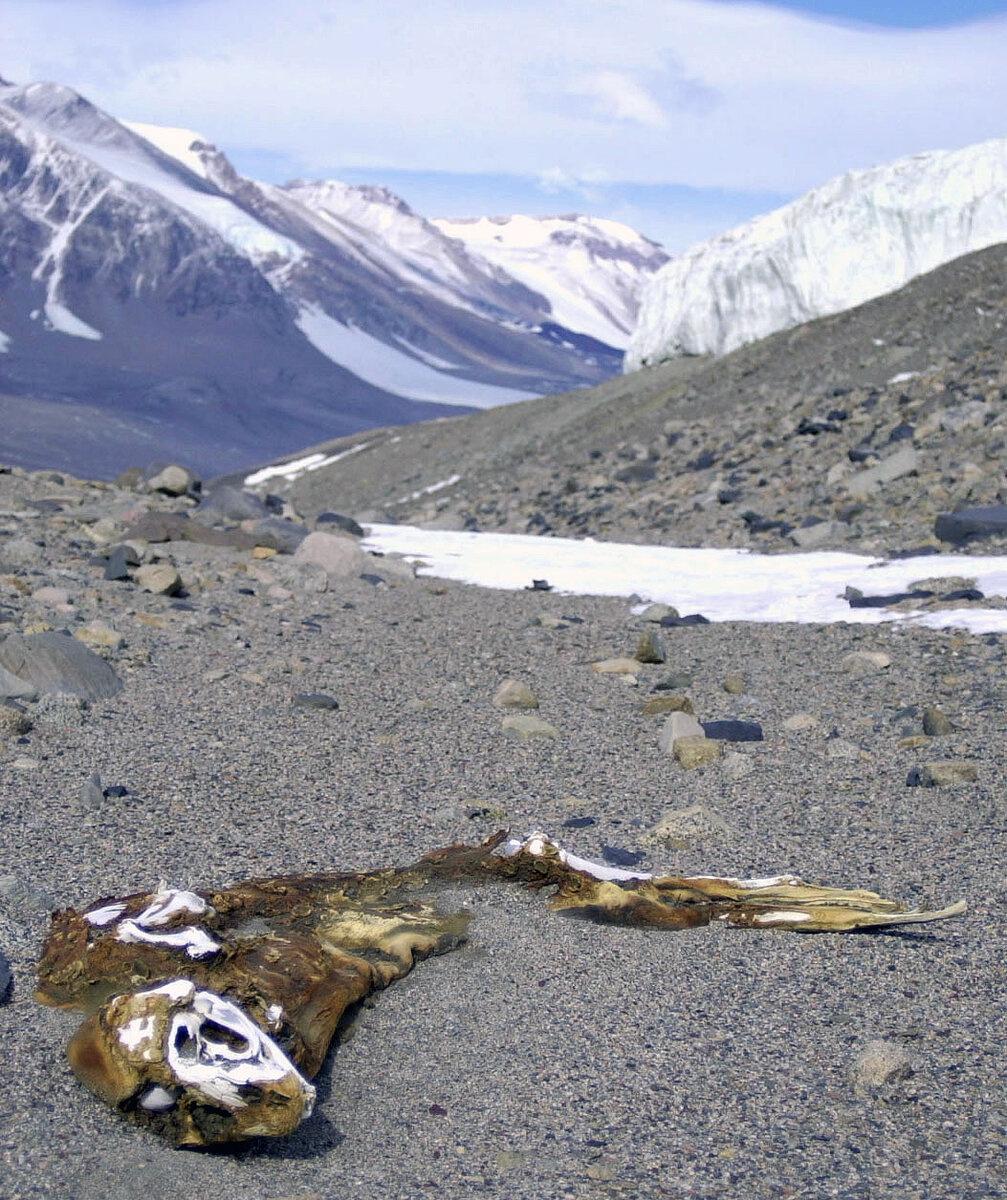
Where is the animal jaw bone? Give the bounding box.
[37,832,965,1147]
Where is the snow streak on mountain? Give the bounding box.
[0,80,665,477]
[626,138,1007,370]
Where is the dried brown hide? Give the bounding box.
[36,832,965,1148]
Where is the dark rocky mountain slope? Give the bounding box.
[270,242,1007,557]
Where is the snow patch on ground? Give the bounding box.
[295,306,535,407]
[361,524,1007,633]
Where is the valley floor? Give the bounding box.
[0,469,1003,1200]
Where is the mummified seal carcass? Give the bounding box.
[35,831,965,1148]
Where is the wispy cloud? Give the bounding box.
[2,0,1004,197]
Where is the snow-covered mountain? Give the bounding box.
[433,215,669,349]
[0,80,665,477]
[626,138,1007,370]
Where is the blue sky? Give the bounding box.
[4,0,1006,250]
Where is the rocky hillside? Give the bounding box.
[262,242,1007,559]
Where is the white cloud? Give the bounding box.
[570,70,669,129]
[2,0,1005,195]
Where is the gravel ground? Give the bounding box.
[1,541,1005,1199]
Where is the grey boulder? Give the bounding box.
[0,631,123,700]
[198,485,272,523]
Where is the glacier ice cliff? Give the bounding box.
[625,138,1007,370]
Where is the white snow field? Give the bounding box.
[627,137,1007,368]
[361,525,1007,633]
[434,214,669,348]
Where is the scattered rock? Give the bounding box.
[0,949,11,1004]
[0,630,123,699]
[134,563,183,596]
[292,531,369,579]
[601,845,645,868]
[500,713,559,741]
[653,672,694,691]
[640,694,693,716]
[145,464,198,496]
[639,603,678,623]
[114,466,143,489]
[73,621,125,650]
[722,674,745,694]
[31,586,71,608]
[791,520,842,549]
[842,650,891,674]
[79,772,105,807]
[845,445,918,499]
[921,705,952,736]
[634,628,666,664]
[197,485,271,523]
[591,657,640,675]
[935,505,1007,544]
[853,1041,913,1089]
[292,693,340,711]
[645,804,733,849]
[104,544,140,581]
[658,710,705,753]
[701,719,763,742]
[913,761,979,787]
[247,517,309,554]
[659,613,711,627]
[316,512,365,537]
[0,702,31,736]
[492,680,539,709]
[674,735,722,769]
[784,712,819,731]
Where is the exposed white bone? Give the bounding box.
[133,888,212,927]
[117,1015,157,1052]
[690,873,804,889]
[139,1085,177,1112]
[497,832,653,882]
[115,921,221,959]
[143,979,196,1003]
[166,989,315,1115]
[749,910,812,926]
[84,903,127,926]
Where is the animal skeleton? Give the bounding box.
[35,831,965,1147]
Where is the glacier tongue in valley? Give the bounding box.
[625,138,1007,370]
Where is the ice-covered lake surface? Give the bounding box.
[362,524,1007,634]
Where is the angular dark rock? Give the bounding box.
[316,512,365,537]
[701,720,764,742]
[0,630,123,700]
[121,511,256,549]
[0,950,11,1005]
[601,845,645,868]
[248,517,308,554]
[659,613,711,626]
[935,505,1007,544]
[103,545,137,581]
